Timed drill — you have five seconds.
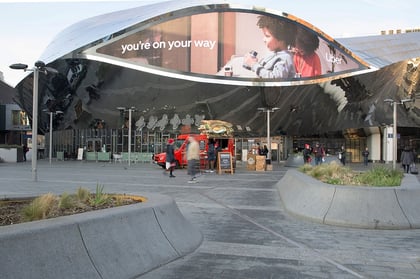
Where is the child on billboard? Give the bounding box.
[243,15,296,79]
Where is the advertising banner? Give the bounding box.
[92,10,368,86]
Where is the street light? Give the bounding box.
[10,61,58,181]
[43,110,63,165]
[257,107,280,163]
[117,106,136,166]
[384,98,413,170]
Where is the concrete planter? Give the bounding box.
[97,152,110,162]
[277,169,420,229]
[0,147,23,163]
[0,193,202,279]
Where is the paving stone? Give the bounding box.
[1,161,420,279]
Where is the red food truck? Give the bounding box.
[153,134,235,169]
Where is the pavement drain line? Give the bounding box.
[200,192,365,279]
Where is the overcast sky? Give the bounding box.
[1,0,419,86]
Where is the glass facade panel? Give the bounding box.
[11,110,29,126]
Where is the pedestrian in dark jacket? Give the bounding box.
[261,145,269,158]
[400,146,414,173]
[22,144,29,161]
[165,138,176,177]
[313,143,324,165]
[362,147,369,166]
[207,138,216,172]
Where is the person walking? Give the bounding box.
[165,138,176,178]
[362,147,369,166]
[22,144,28,162]
[400,146,414,174]
[338,145,346,166]
[187,136,200,183]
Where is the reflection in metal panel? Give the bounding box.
[12,0,420,139]
[13,58,420,137]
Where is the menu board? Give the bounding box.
[218,152,233,174]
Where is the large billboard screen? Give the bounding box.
[92,11,368,86]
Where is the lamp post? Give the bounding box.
[384,98,413,170]
[43,110,63,165]
[10,61,58,181]
[117,106,136,166]
[257,107,279,163]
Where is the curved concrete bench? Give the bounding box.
[0,193,202,279]
[277,169,420,229]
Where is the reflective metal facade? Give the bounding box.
[12,0,420,138]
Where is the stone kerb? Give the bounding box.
[0,193,203,279]
[277,169,420,229]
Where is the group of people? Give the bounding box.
[338,146,370,167]
[303,143,326,165]
[303,143,371,167]
[164,136,202,183]
[302,143,420,172]
[243,15,321,79]
[255,143,269,157]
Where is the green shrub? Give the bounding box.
[7,187,144,226]
[355,166,403,187]
[76,187,90,202]
[299,162,403,186]
[59,193,76,209]
[89,184,110,206]
[325,177,342,185]
[22,193,58,221]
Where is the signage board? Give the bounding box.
[218,152,233,174]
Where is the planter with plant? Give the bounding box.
[0,186,203,279]
[1,184,144,226]
[278,162,419,229]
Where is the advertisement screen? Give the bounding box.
[96,12,366,84]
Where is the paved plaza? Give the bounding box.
[1,160,420,279]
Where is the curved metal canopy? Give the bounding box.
[12,0,420,137]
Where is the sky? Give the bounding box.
[0,0,419,87]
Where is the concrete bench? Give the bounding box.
[0,193,203,279]
[277,169,420,229]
